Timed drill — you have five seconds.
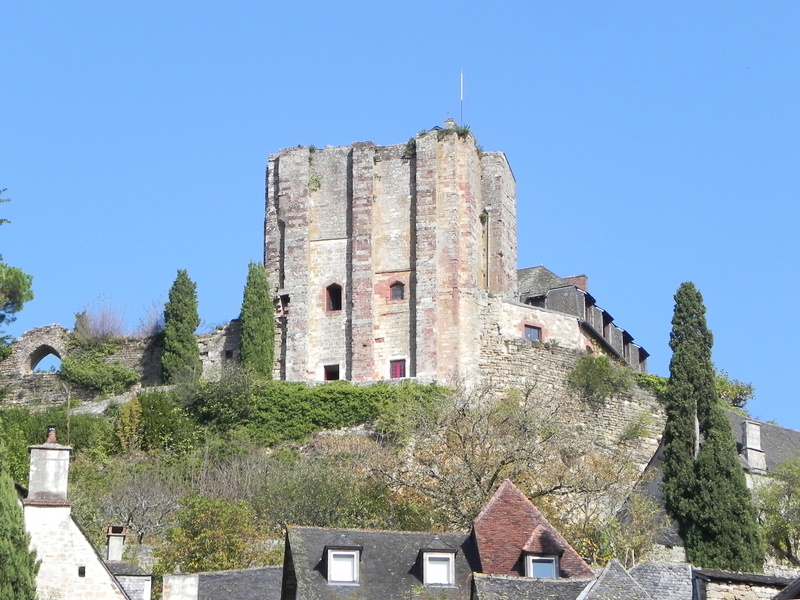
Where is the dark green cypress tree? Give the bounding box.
[0,441,38,600]
[238,262,275,378]
[162,269,201,384]
[661,282,763,571]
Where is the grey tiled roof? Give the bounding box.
[517,266,569,299]
[286,526,476,600]
[726,412,800,472]
[693,568,793,587]
[472,573,592,600]
[772,577,800,599]
[629,562,693,600]
[105,560,148,576]
[197,566,282,600]
[582,560,652,600]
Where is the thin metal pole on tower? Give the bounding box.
[460,70,464,125]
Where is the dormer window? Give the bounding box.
[325,535,362,585]
[423,552,455,586]
[328,549,359,583]
[524,555,558,578]
[419,537,457,587]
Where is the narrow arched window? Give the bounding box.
[326,284,342,311]
[389,282,405,301]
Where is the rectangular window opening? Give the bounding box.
[389,359,406,379]
[525,556,558,579]
[524,325,541,342]
[324,365,340,381]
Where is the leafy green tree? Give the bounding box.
[758,457,800,565]
[0,440,38,600]
[239,262,275,378]
[661,282,763,571]
[567,354,633,406]
[154,494,273,573]
[162,269,201,383]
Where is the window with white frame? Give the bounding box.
[423,552,455,586]
[327,549,359,584]
[524,555,558,579]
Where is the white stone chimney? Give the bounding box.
[742,420,767,472]
[106,525,128,561]
[27,426,72,503]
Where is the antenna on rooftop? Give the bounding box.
[460,70,464,125]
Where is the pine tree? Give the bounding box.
[238,262,275,378]
[162,269,201,384]
[661,282,763,571]
[0,441,38,600]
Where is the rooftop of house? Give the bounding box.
[284,526,477,599]
[195,567,282,600]
[517,265,578,299]
[473,480,595,579]
[472,573,593,600]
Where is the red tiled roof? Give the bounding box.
[473,480,594,578]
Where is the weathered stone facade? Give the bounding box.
[0,322,240,404]
[265,122,647,388]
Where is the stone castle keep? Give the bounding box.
[265,121,648,386]
[1,122,646,399]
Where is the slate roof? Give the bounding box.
[580,560,652,600]
[105,560,148,577]
[726,412,800,472]
[628,562,693,600]
[285,526,477,599]
[773,577,800,599]
[472,573,592,600]
[197,566,283,600]
[693,568,793,587]
[517,266,570,299]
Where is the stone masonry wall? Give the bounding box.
[479,296,665,477]
[1,323,240,404]
[704,581,785,600]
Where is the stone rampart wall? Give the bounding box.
[1,322,241,405]
[479,300,665,476]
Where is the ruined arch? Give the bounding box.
[1,325,70,377]
[29,345,62,372]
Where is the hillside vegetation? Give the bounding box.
[0,358,670,574]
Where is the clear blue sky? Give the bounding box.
[2,3,798,426]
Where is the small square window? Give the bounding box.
[390,359,406,379]
[328,550,359,584]
[390,282,405,301]
[524,325,541,342]
[525,555,558,579]
[423,553,454,586]
[324,365,340,381]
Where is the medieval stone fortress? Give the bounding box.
[265,119,647,387]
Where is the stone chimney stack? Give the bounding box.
[106,525,128,561]
[742,420,767,472]
[27,426,72,503]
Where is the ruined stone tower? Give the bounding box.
[265,122,517,383]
